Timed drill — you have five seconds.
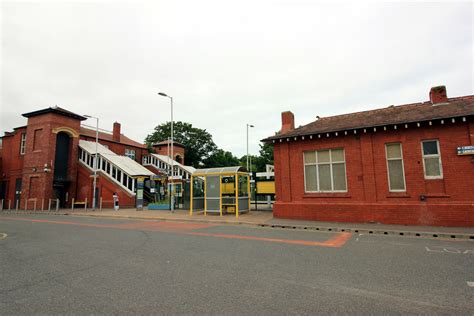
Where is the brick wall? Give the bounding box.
[273,119,474,227]
[76,164,136,209]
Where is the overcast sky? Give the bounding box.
[1,1,472,157]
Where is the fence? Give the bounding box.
[1,196,138,212]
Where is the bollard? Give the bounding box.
[85,198,88,211]
[33,199,37,211]
[16,200,19,211]
[48,199,52,212]
[25,198,28,211]
[71,198,75,211]
[0,199,3,211]
[56,199,59,212]
[41,198,44,211]
[8,199,11,210]
[100,197,103,211]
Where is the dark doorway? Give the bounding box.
[14,178,22,208]
[53,132,71,207]
[0,181,7,200]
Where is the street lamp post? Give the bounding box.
[158,92,174,213]
[246,124,254,174]
[84,114,99,210]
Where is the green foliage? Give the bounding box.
[240,143,274,172]
[203,149,240,168]
[144,121,217,168]
[145,121,274,171]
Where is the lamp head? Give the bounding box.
[158,92,168,97]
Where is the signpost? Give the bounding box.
[457,146,474,156]
[136,177,145,211]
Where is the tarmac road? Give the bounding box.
[0,214,473,315]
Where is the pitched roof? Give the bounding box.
[79,140,154,176]
[80,126,147,149]
[22,106,86,120]
[152,139,185,148]
[263,95,474,142]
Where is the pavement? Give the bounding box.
[1,207,473,240]
[1,214,473,314]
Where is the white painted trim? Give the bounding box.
[385,143,406,192]
[421,139,444,180]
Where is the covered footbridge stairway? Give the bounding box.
[142,153,195,180]
[142,154,196,209]
[78,140,155,207]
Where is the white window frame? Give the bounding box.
[421,139,443,179]
[303,148,347,193]
[20,133,26,155]
[125,148,136,160]
[385,143,406,192]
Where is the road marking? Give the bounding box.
[185,231,352,248]
[425,246,474,254]
[0,233,7,240]
[0,216,352,248]
[467,282,474,287]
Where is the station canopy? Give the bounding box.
[192,166,248,176]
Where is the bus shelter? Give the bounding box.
[190,166,250,218]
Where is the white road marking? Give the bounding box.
[467,282,474,288]
[0,233,7,240]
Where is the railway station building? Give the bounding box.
[0,106,194,209]
[263,86,474,227]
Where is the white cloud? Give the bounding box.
[1,0,472,157]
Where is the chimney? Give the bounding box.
[113,122,121,142]
[429,86,448,104]
[281,111,295,134]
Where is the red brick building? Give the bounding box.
[263,86,474,227]
[0,106,191,209]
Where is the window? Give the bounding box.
[125,149,136,160]
[385,143,406,191]
[422,140,443,179]
[20,133,26,155]
[304,148,347,192]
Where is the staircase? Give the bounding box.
[142,153,195,180]
[78,140,155,195]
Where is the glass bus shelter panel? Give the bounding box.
[205,175,220,213]
[182,180,191,210]
[192,177,205,211]
[238,175,250,212]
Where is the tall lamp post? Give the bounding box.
[246,124,254,174]
[158,92,174,213]
[84,114,99,210]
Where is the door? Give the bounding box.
[14,178,22,208]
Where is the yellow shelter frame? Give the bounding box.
[189,166,250,218]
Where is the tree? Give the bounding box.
[144,121,217,168]
[240,143,274,172]
[203,149,240,168]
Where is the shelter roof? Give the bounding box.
[192,166,247,176]
[79,140,154,176]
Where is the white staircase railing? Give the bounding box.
[143,154,195,180]
[79,140,155,195]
